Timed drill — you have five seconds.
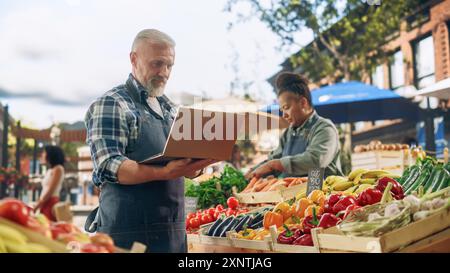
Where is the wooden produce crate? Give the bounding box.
[268,225,320,253]
[315,206,450,253]
[197,223,233,247]
[229,232,272,251]
[351,150,410,176]
[234,183,306,204]
[0,217,68,253]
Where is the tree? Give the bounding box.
[225,0,423,83]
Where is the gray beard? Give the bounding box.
[145,78,165,97]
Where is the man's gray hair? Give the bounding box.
[131,29,176,52]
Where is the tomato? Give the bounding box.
[215,204,224,212]
[0,198,31,226]
[189,218,200,229]
[213,211,222,220]
[186,212,196,220]
[50,222,80,240]
[80,243,109,253]
[90,233,115,253]
[225,208,236,217]
[207,208,216,217]
[227,197,239,210]
[201,214,213,225]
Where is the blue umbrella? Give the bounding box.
[261,81,420,124]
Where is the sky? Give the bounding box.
[0,0,313,129]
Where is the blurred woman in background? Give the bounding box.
[34,145,65,221]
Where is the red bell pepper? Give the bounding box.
[302,207,321,234]
[342,204,361,219]
[277,224,300,244]
[292,234,314,246]
[357,188,383,206]
[376,177,404,200]
[332,196,357,214]
[324,193,342,213]
[317,213,341,229]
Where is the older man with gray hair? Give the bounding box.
[84,29,215,252]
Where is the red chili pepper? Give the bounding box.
[357,188,383,206]
[277,224,300,244]
[342,204,361,219]
[376,177,404,200]
[332,195,357,214]
[317,213,341,229]
[292,234,314,246]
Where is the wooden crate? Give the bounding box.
[315,207,450,253]
[268,225,320,253]
[0,217,68,253]
[351,150,410,176]
[197,223,233,247]
[229,232,272,251]
[235,183,306,204]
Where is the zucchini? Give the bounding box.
[423,167,440,192]
[426,167,444,193]
[402,166,421,190]
[432,169,450,192]
[212,216,233,237]
[405,168,430,195]
[399,166,411,185]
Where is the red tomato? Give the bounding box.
[215,204,224,212]
[207,208,216,217]
[80,243,109,253]
[0,198,31,226]
[213,211,222,220]
[225,208,236,217]
[186,221,190,229]
[227,197,239,210]
[186,212,196,220]
[189,218,200,229]
[201,214,213,225]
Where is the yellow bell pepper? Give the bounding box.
[307,190,325,203]
[294,198,313,218]
[273,201,294,221]
[253,229,270,240]
[237,228,256,240]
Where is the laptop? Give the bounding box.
[139,107,245,165]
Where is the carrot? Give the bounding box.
[241,177,258,193]
[252,179,269,192]
[267,181,287,191]
[260,178,279,192]
[283,177,296,183]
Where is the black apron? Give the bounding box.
[85,78,186,253]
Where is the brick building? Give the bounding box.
[269,0,450,151]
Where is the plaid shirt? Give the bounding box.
[85,74,177,187]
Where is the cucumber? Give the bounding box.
[405,168,431,195]
[399,166,412,185]
[426,167,444,194]
[432,169,450,192]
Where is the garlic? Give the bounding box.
[368,212,383,222]
[431,198,446,210]
[420,200,433,211]
[384,203,401,218]
[403,195,421,213]
[413,211,430,222]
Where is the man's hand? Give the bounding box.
[163,158,217,180]
[245,160,284,179]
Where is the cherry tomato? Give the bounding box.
[201,214,213,225]
[186,212,196,220]
[215,204,224,212]
[207,208,216,217]
[227,197,239,210]
[213,211,222,220]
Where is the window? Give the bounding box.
[371,64,384,89]
[413,34,435,89]
[389,50,404,90]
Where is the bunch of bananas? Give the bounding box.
[0,224,52,253]
[322,169,400,195]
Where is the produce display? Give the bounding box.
[0,198,116,253]
[353,140,409,153]
[398,157,450,195]
[185,165,247,209]
[240,176,307,193]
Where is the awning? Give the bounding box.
[261,81,421,124]
[414,77,450,100]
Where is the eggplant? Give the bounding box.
[248,219,263,229]
[234,215,252,233]
[207,218,223,236]
[212,216,233,237]
[220,217,239,237]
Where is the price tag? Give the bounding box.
[307,168,325,196]
[184,197,198,215]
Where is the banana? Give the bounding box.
[332,181,354,191]
[25,243,52,253]
[348,169,368,181]
[0,225,27,245]
[0,237,7,253]
[4,241,30,253]
[355,184,374,194]
[361,170,391,179]
[359,178,377,184]
[343,185,359,194]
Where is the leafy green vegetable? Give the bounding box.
[184,165,248,209]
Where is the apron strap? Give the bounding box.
[84,206,100,233]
